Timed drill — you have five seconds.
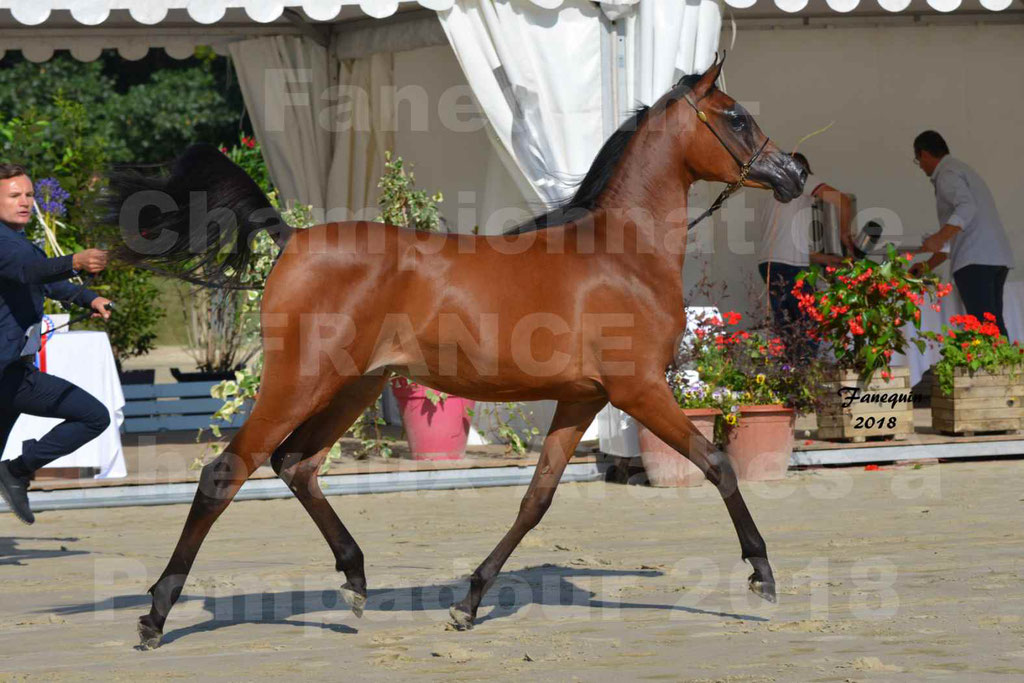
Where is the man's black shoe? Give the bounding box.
[0,461,34,525]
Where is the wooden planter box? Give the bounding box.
[931,367,1024,436]
[817,367,915,442]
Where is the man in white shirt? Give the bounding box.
[912,131,1014,337]
[755,153,853,329]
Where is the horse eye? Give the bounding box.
[729,111,746,132]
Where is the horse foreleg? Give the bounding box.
[613,381,776,603]
[271,376,388,619]
[137,413,302,650]
[450,398,606,630]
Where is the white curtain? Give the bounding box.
[324,53,396,220]
[439,0,722,209]
[439,0,606,206]
[230,36,396,221]
[624,0,723,107]
[229,36,334,211]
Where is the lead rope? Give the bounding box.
[686,139,767,230]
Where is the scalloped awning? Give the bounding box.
[0,0,1016,27]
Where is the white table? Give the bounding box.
[2,331,127,478]
[895,281,1024,388]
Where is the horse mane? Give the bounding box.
[507,73,704,234]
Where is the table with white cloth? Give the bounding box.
[894,281,1024,389]
[1,331,127,479]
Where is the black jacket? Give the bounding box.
[0,221,98,371]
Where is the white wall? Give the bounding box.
[695,22,1024,320]
[392,45,532,235]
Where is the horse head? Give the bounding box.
[672,57,806,203]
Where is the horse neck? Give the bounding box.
[592,128,692,269]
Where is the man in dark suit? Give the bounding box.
[0,163,114,524]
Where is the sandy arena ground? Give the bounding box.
[2,459,1023,681]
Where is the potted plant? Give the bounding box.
[793,247,951,442]
[174,135,271,382]
[924,313,1024,435]
[637,367,732,487]
[390,378,475,461]
[469,401,540,457]
[676,308,831,480]
[718,342,794,482]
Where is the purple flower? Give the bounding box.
[782,364,792,372]
[35,177,70,217]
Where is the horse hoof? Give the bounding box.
[747,557,777,604]
[339,582,366,618]
[136,617,163,650]
[748,577,777,604]
[448,605,474,631]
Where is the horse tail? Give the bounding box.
[105,143,292,289]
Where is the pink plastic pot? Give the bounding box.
[723,405,795,481]
[637,408,719,487]
[390,379,475,461]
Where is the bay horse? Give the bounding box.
[108,59,806,649]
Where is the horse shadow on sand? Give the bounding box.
[0,536,88,566]
[49,562,766,646]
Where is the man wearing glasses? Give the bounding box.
[911,130,1014,337]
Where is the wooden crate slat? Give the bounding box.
[933,417,1022,434]
[931,396,1022,411]
[935,374,1013,388]
[934,385,1024,400]
[952,367,1024,379]
[931,406,1023,420]
[817,412,914,428]
[819,401,916,417]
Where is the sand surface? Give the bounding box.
[2,459,1023,681]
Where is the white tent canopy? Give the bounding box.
[0,0,1016,28]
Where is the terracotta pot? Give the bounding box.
[723,405,795,481]
[637,408,719,487]
[390,379,475,461]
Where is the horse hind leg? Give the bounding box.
[270,375,388,619]
[137,399,324,650]
[450,398,606,630]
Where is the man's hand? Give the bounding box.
[72,249,108,274]
[920,233,946,254]
[909,262,927,278]
[90,297,113,320]
[841,232,857,258]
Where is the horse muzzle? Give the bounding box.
[749,149,806,203]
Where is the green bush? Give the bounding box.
[0,51,241,164]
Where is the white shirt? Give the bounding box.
[931,155,1014,272]
[755,174,826,268]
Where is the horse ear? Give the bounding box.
[693,54,725,98]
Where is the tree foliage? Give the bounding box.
[0,50,243,164]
